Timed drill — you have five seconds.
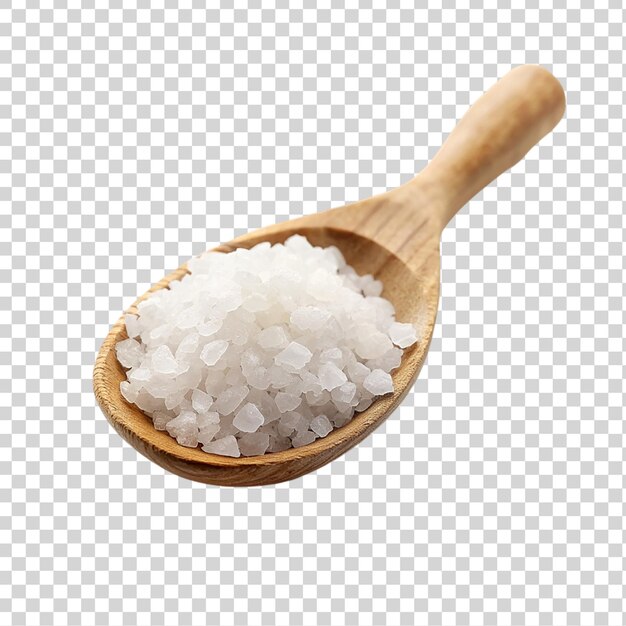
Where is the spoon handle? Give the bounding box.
[418,65,565,229]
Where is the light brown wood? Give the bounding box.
[93,65,565,486]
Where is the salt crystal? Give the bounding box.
[234,270,261,290]
[299,371,322,393]
[247,367,271,391]
[197,411,220,428]
[232,403,264,433]
[331,381,356,404]
[214,386,249,415]
[221,318,251,346]
[257,325,288,350]
[213,286,243,314]
[165,411,198,447]
[243,293,270,312]
[124,314,140,339]
[200,340,229,366]
[216,416,239,439]
[129,367,151,382]
[319,347,343,365]
[268,435,292,452]
[274,392,301,413]
[198,319,222,337]
[176,306,203,329]
[177,397,193,412]
[318,362,347,391]
[263,402,282,424]
[333,413,353,427]
[239,432,270,456]
[347,361,370,384]
[291,430,317,448]
[306,268,338,301]
[325,245,346,269]
[290,306,330,331]
[306,389,331,406]
[176,332,199,356]
[191,388,213,413]
[197,423,220,445]
[152,410,174,431]
[310,415,333,437]
[149,324,172,343]
[116,338,144,369]
[179,367,202,391]
[355,329,394,360]
[274,341,312,370]
[361,276,383,297]
[152,345,178,375]
[388,322,418,348]
[165,390,186,410]
[363,369,394,395]
[259,422,278,437]
[284,380,303,398]
[277,420,295,437]
[367,346,403,372]
[204,369,227,397]
[120,380,139,404]
[202,435,240,457]
[369,296,395,321]
[333,400,353,414]
[279,412,303,430]
[268,366,296,389]
[285,234,312,253]
[172,422,198,448]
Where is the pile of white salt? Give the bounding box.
[116,235,417,457]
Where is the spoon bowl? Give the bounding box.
[94,65,565,486]
[94,225,439,485]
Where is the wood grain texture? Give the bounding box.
[93,65,565,486]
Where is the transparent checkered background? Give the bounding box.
[2,2,625,625]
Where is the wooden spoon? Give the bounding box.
[94,65,565,486]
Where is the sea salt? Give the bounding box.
[120,380,138,404]
[202,435,240,457]
[291,430,317,448]
[124,314,140,339]
[290,306,330,331]
[388,322,418,349]
[200,340,229,366]
[116,235,417,457]
[165,411,199,448]
[363,369,394,395]
[274,392,301,413]
[239,432,270,456]
[310,415,333,438]
[191,388,213,413]
[275,342,312,370]
[197,423,220,445]
[331,381,357,404]
[197,411,219,428]
[257,325,288,350]
[116,338,144,369]
[214,386,248,416]
[318,362,347,391]
[233,403,264,433]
